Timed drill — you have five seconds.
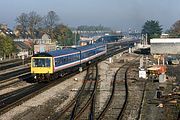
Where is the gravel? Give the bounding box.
[0,81,31,96]
[0,71,86,120]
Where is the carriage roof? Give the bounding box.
[32,43,104,57]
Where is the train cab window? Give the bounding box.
[45,59,51,67]
[32,58,51,67]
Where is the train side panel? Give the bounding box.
[79,44,106,63]
[53,52,81,72]
[53,44,106,73]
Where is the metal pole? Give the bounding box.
[141,34,143,45]
[146,33,148,45]
[75,31,77,45]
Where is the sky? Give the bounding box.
[0,0,180,32]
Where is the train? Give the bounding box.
[31,42,107,81]
[31,36,140,82]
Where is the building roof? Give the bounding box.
[42,33,51,40]
[150,38,180,43]
[23,40,33,48]
[0,25,15,37]
[15,41,30,50]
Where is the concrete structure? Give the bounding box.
[139,69,146,79]
[159,73,166,83]
[150,38,180,54]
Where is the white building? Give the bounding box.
[150,38,180,54]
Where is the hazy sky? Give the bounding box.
[0,0,180,31]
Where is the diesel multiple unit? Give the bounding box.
[31,37,140,82]
[31,43,106,81]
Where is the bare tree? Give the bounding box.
[16,11,60,40]
[15,13,29,38]
[28,11,42,39]
[44,11,59,39]
[172,20,180,33]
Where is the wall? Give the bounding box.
[151,43,180,54]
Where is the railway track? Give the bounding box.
[51,64,98,120]
[0,67,81,115]
[0,58,23,65]
[0,58,30,71]
[0,73,32,91]
[0,67,30,81]
[71,64,98,120]
[0,82,44,114]
[97,58,139,120]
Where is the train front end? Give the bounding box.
[31,57,53,81]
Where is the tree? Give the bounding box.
[0,37,3,57]
[142,20,162,44]
[15,13,29,38]
[15,11,76,46]
[54,24,75,46]
[168,20,180,37]
[171,20,180,33]
[44,11,59,38]
[16,11,42,39]
[28,11,42,39]
[0,35,16,59]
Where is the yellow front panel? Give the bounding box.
[31,67,53,74]
[31,57,53,74]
